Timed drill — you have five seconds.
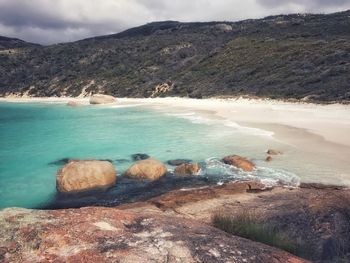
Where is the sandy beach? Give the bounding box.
[120,97,350,185]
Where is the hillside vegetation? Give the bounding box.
[0,11,349,102]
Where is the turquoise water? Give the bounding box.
[0,102,299,209]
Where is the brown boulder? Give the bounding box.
[174,163,201,176]
[266,156,273,162]
[267,149,283,155]
[124,158,167,180]
[89,94,116,104]
[56,160,117,193]
[222,155,255,172]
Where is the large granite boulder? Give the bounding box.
[222,155,255,172]
[174,163,201,176]
[124,158,167,180]
[89,94,116,104]
[56,160,117,193]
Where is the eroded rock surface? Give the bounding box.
[121,182,350,262]
[0,207,306,263]
[89,94,116,104]
[174,163,201,176]
[56,160,117,193]
[124,158,167,181]
[222,155,255,172]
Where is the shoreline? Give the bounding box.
[121,97,350,186]
[2,95,349,148]
[1,96,350,185]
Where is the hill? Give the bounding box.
[0,11,349,102]
[0,36,40,50]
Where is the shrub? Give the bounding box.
[212,212,311,259]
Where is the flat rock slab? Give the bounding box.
[121,182,350,262]
[0,207,306,263]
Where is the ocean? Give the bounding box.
[0,101,303,209]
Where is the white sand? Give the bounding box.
[119,97,350,146]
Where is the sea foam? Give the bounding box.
[202,158,300,188]
[166,111,274,137]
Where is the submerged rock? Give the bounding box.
[167,159,192,166]
[0,207,307,263]
[124,158,167,181]
[267,149,283,155]
[131,153,150,161]
[174,163,201,176]
[49,158,73,166]
[266,156,273,162]
[49,158,112,166]
[89,94,116,104]
[67,101,79,107]
[222,155,255,172]
[56,160,117,193]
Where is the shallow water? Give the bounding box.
[0,102,300,209]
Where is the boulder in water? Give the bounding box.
[124,158,167,181]
[89,94,116,104]
[131,153,150,161]
[167,159,192,166]
[265,156,273,162]
[222,155,255,172]
[267,149,283,155]
[174,163,200,176]
[56,160,117,193]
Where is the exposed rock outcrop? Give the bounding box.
[56,160,117,193]
[214,23,233,32]
[124,158,167,180]
[174,163,201,176]
[0,207,307,263]
[122,182,350,262]
[89,94,116,104]
[150,83,173,98]
[222,155,255,172]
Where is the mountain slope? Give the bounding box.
[0,36,40,50]
[0,11,349,102]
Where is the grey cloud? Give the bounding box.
[0,0,349,45]
[257,0,350,10]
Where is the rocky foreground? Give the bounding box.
[1,181,350,262]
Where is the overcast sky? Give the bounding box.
[1,0,350,45]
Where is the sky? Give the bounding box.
[1,0,350,45]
